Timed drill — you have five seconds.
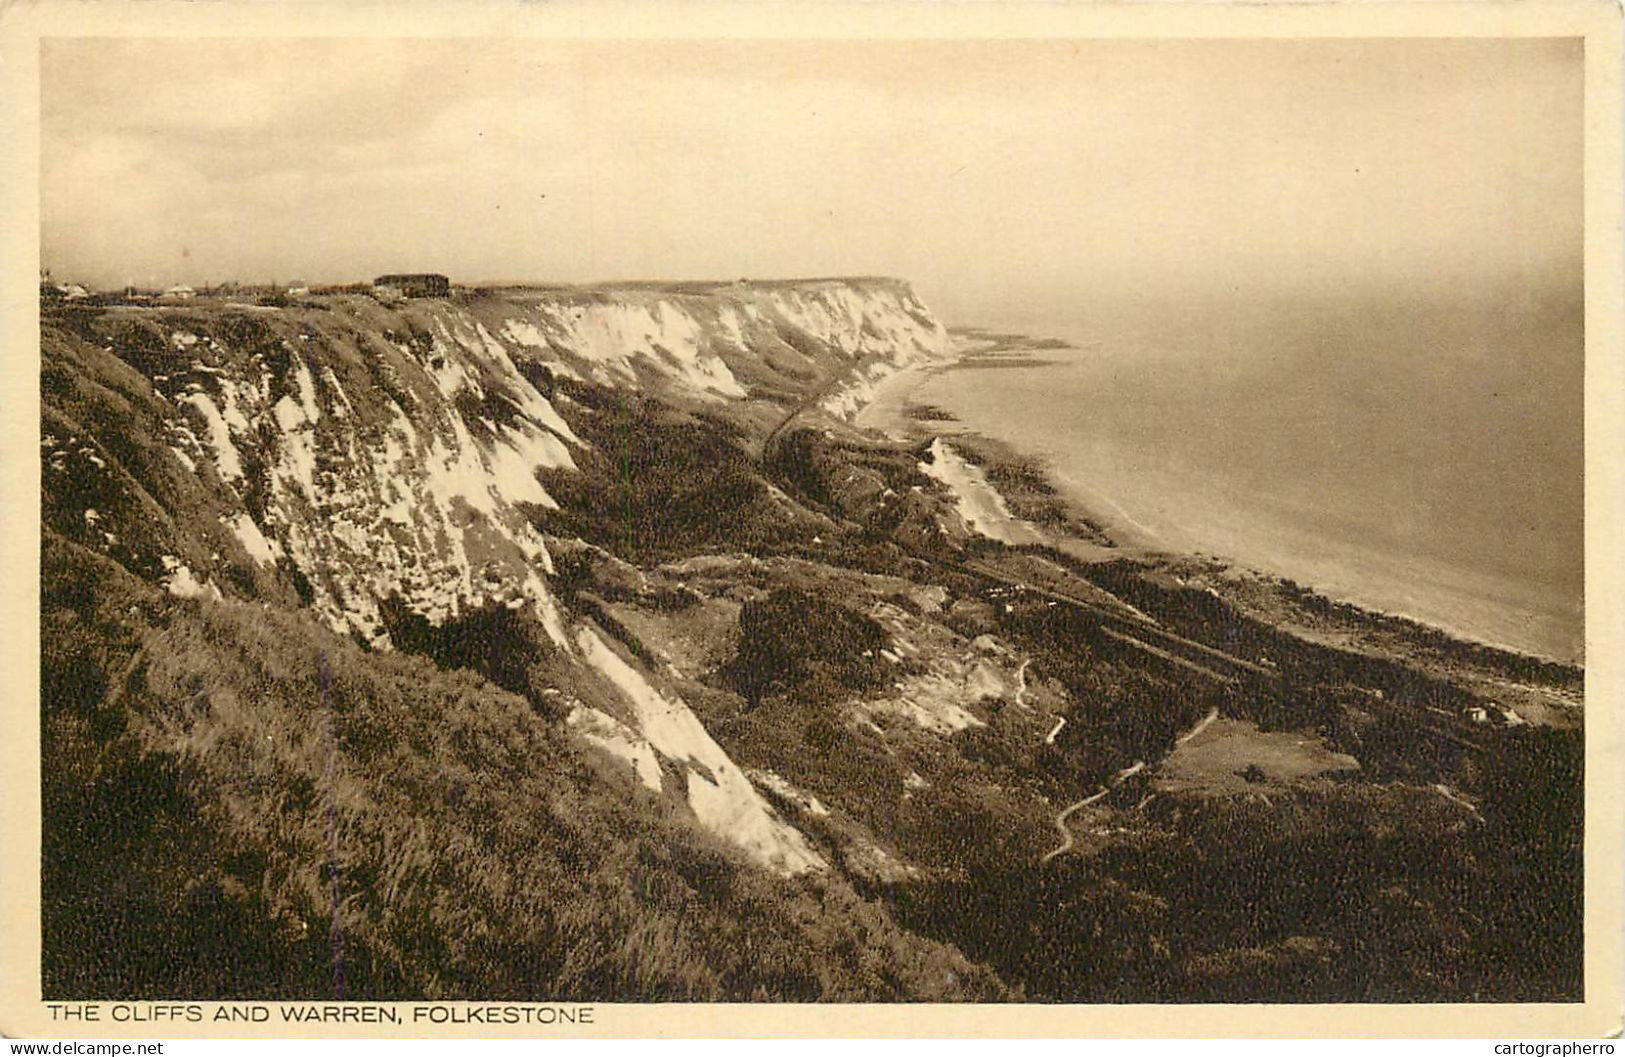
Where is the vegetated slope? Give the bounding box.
[40,279,1582,1003]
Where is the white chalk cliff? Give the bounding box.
[41,278,952,875]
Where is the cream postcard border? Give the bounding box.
[0,0,1619,1039]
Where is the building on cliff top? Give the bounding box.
[39,279,89,302]
[373,273,450,300]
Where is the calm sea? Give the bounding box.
[915,291,1584,663]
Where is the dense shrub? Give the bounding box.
[377,595,554,705]
[722,588,891,706]
[536,384,803,562]
[891,776,1581,1002]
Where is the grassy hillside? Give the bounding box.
[42,532,1003,1001]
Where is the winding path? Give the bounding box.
[1041,786,1113,864]
[1041,707,1218,866]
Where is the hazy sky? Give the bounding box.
[41,37,1580,322]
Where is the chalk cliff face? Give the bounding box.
[40,278,951,876]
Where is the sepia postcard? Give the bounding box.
[0,0,1620,1040]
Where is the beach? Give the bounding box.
[858,325,1584,666]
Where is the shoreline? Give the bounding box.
[849,356,952,438]
[851,329,1583,675]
